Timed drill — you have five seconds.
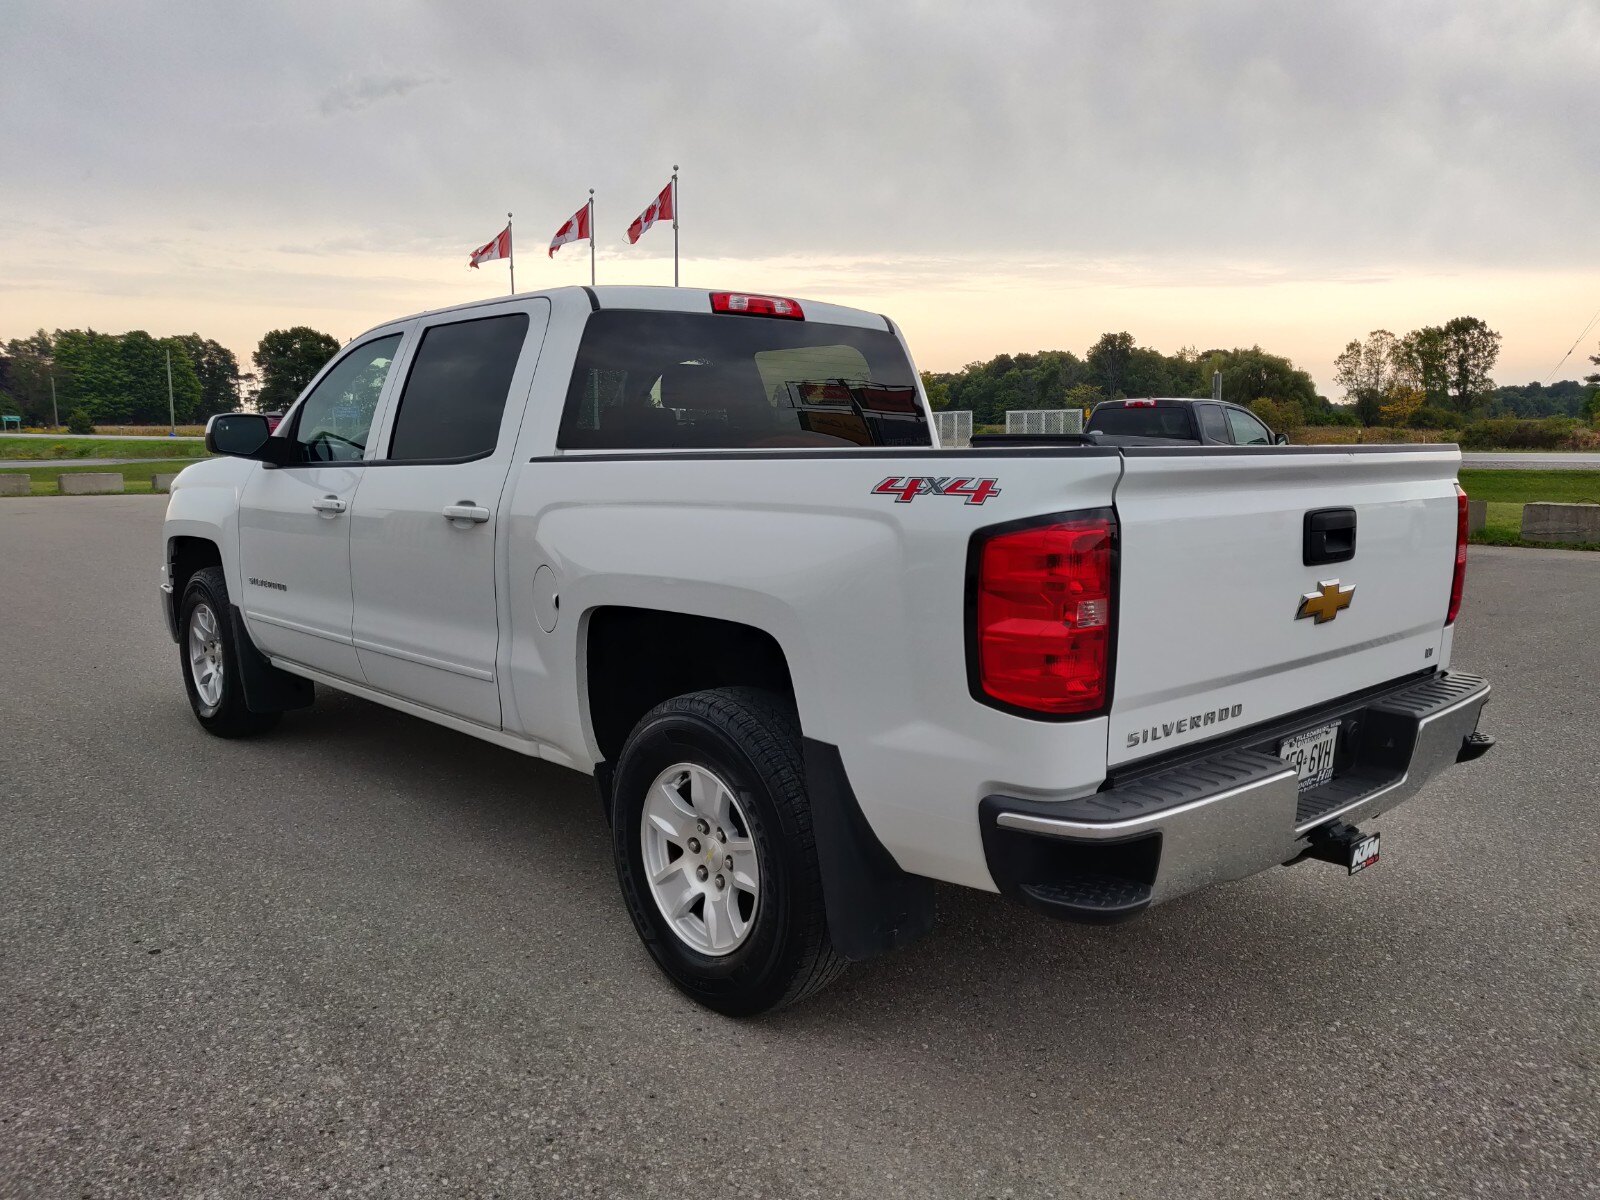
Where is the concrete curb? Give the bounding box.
[58,472,124,495]
[1521,502,1600,543]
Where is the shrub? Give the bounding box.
[66,409,95,435]
[1409,406,1464,429]
[1249,398,1303,435]
[1457,417,1579,450]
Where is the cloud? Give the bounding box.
[0,0,1594,390]
[318,72,446,117]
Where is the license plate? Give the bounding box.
[1278,720,1339,792]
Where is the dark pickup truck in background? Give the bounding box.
[1084,397,1289,445]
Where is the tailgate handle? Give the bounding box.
[1304,508,1356,565]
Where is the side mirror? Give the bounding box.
[1274,432,1290,445]
[206,413,287,462]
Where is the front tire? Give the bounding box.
[611,687,845,1016]
[178,566,280,738]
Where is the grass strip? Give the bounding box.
[0,460,205,496]
[0,436,208,461]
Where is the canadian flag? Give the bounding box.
[549,202,591,257]
[469,225,511,269]
[627,180,675,244]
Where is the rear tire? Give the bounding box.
[178,566,280,738]
[611,687,846,1016]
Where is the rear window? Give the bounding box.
[1085,405,1197,439]
[557,310,931,450]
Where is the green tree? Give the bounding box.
[1583,342,1600,426]
[919,370,952,410]
[1438,316,1501,415]
[1333,330,1399,425]
[1395,326,1450,409]
[1086,332,1136,397]
[114,331,202,424]
[1198,346,1318,414]
[171,334,242,418]
[1062,383,1105,413]
[52,328,130,423]
[0,330,56,425]
[254,327,341,410]
[1489,380,1589,418]
[1249,397,1302,436]
[47,329,205,425]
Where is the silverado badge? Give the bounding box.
[1297,579,1355,624]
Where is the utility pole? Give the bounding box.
[50,374,59,430]
[166,348,176,436]
[1212,371,1223,401]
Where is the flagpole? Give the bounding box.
[588,189,595,287]
[507,212,515,295]
[672,164,679,287]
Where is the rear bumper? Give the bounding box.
[980,670,1492,922]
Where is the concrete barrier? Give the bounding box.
[1521,502,1600,544]
[1467,499,1487,534]
[58,472,124,495]
[151,472,179,493]
[0,473,29,496]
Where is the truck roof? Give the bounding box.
[1093,396,1250,410]
[349,285,892,348]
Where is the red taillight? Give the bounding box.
[710,292,804,319]
[973,513,1116,715]
[1446,483,1468,624]
[1124,398,1156,407]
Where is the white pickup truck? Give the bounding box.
[162,285,1494,1014]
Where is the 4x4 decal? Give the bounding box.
[872,476,1001,505]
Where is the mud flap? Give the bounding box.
[802,738,935,962]
[227,604,315,714]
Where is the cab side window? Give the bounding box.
[1197,403,1229,443]
[291,335,403,462]
[1225,407,1273,446]
[386,314,529,462]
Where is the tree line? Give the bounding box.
[1333,318,1502,425]
[0,325,342,427]
[4,313,1595,432]
[921,335,1335,429]
[923,316,1598,430]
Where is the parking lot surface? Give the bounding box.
[1,497,1595,1198]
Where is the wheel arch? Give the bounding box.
[582,607,935,964]
[168,535,222,597]
[583,606,797,767]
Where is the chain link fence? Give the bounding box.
[1005,409,1084,436]
[932,410,973,448]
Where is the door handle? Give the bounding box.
[311,495,347,515]
[443,503,491,525]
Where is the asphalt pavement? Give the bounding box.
[1,497,1595,1199]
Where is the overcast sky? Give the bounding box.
[3,0,1596,394]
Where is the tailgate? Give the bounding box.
[1108,446,1461,767]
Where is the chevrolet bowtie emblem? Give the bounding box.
[1297,580,1355,624]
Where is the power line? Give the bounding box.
[1544,302,1600,383]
